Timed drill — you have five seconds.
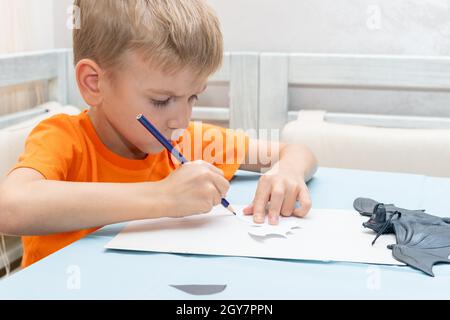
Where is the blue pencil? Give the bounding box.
[137,114,236,215]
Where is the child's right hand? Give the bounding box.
[157,160,230,218]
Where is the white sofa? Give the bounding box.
[282,110,450,178]
[0,102,80,273]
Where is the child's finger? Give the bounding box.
[252,181,271,223]
[268,184,284,224]
[280,186,298,216]
[189,160,224,176]
[243,205,253,215]
[211,174,230,198]
[293,186,312,217]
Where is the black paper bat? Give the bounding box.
[353,197,450,276]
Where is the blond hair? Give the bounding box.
[73,0,223,78]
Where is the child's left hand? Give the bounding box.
[243,168,312,225]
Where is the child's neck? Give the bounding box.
[87,107,148,160]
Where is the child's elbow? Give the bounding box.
[0,185,23,235]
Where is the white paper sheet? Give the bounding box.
[105,205,403,266]
[235,210,301,237]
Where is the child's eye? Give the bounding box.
[189,95,199,103]
[151,98,171,108]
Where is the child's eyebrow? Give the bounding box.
[145,85,207,97]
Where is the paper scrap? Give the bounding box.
[235,211,300,237]
[170,284,227,295]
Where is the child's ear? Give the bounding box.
[75,59,104,107]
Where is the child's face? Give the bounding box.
[100,52,207,155]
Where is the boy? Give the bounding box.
[0,0,317,268]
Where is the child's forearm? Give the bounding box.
[0,179,166,236]
[276,143,318,182]
[241,140,317,182]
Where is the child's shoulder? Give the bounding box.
[34,109,86,132]
[29,109,88,144]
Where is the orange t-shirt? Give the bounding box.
[11,109,248,268]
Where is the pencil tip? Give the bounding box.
[227,205,237,215]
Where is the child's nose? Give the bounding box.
[167,117,189,132]
[168,103,191,130]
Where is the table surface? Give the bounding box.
[1,167,450,299]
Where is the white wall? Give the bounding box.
[209,0,450,55]
[53,0,73,50]
[0,0,54,54]
[50,0,450,118]
[54,0,450,55]
[0,0,55,116]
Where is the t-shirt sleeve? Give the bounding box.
[179,122,249,181]
[9,115,80,181]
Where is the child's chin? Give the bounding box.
[145,145,165,155]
